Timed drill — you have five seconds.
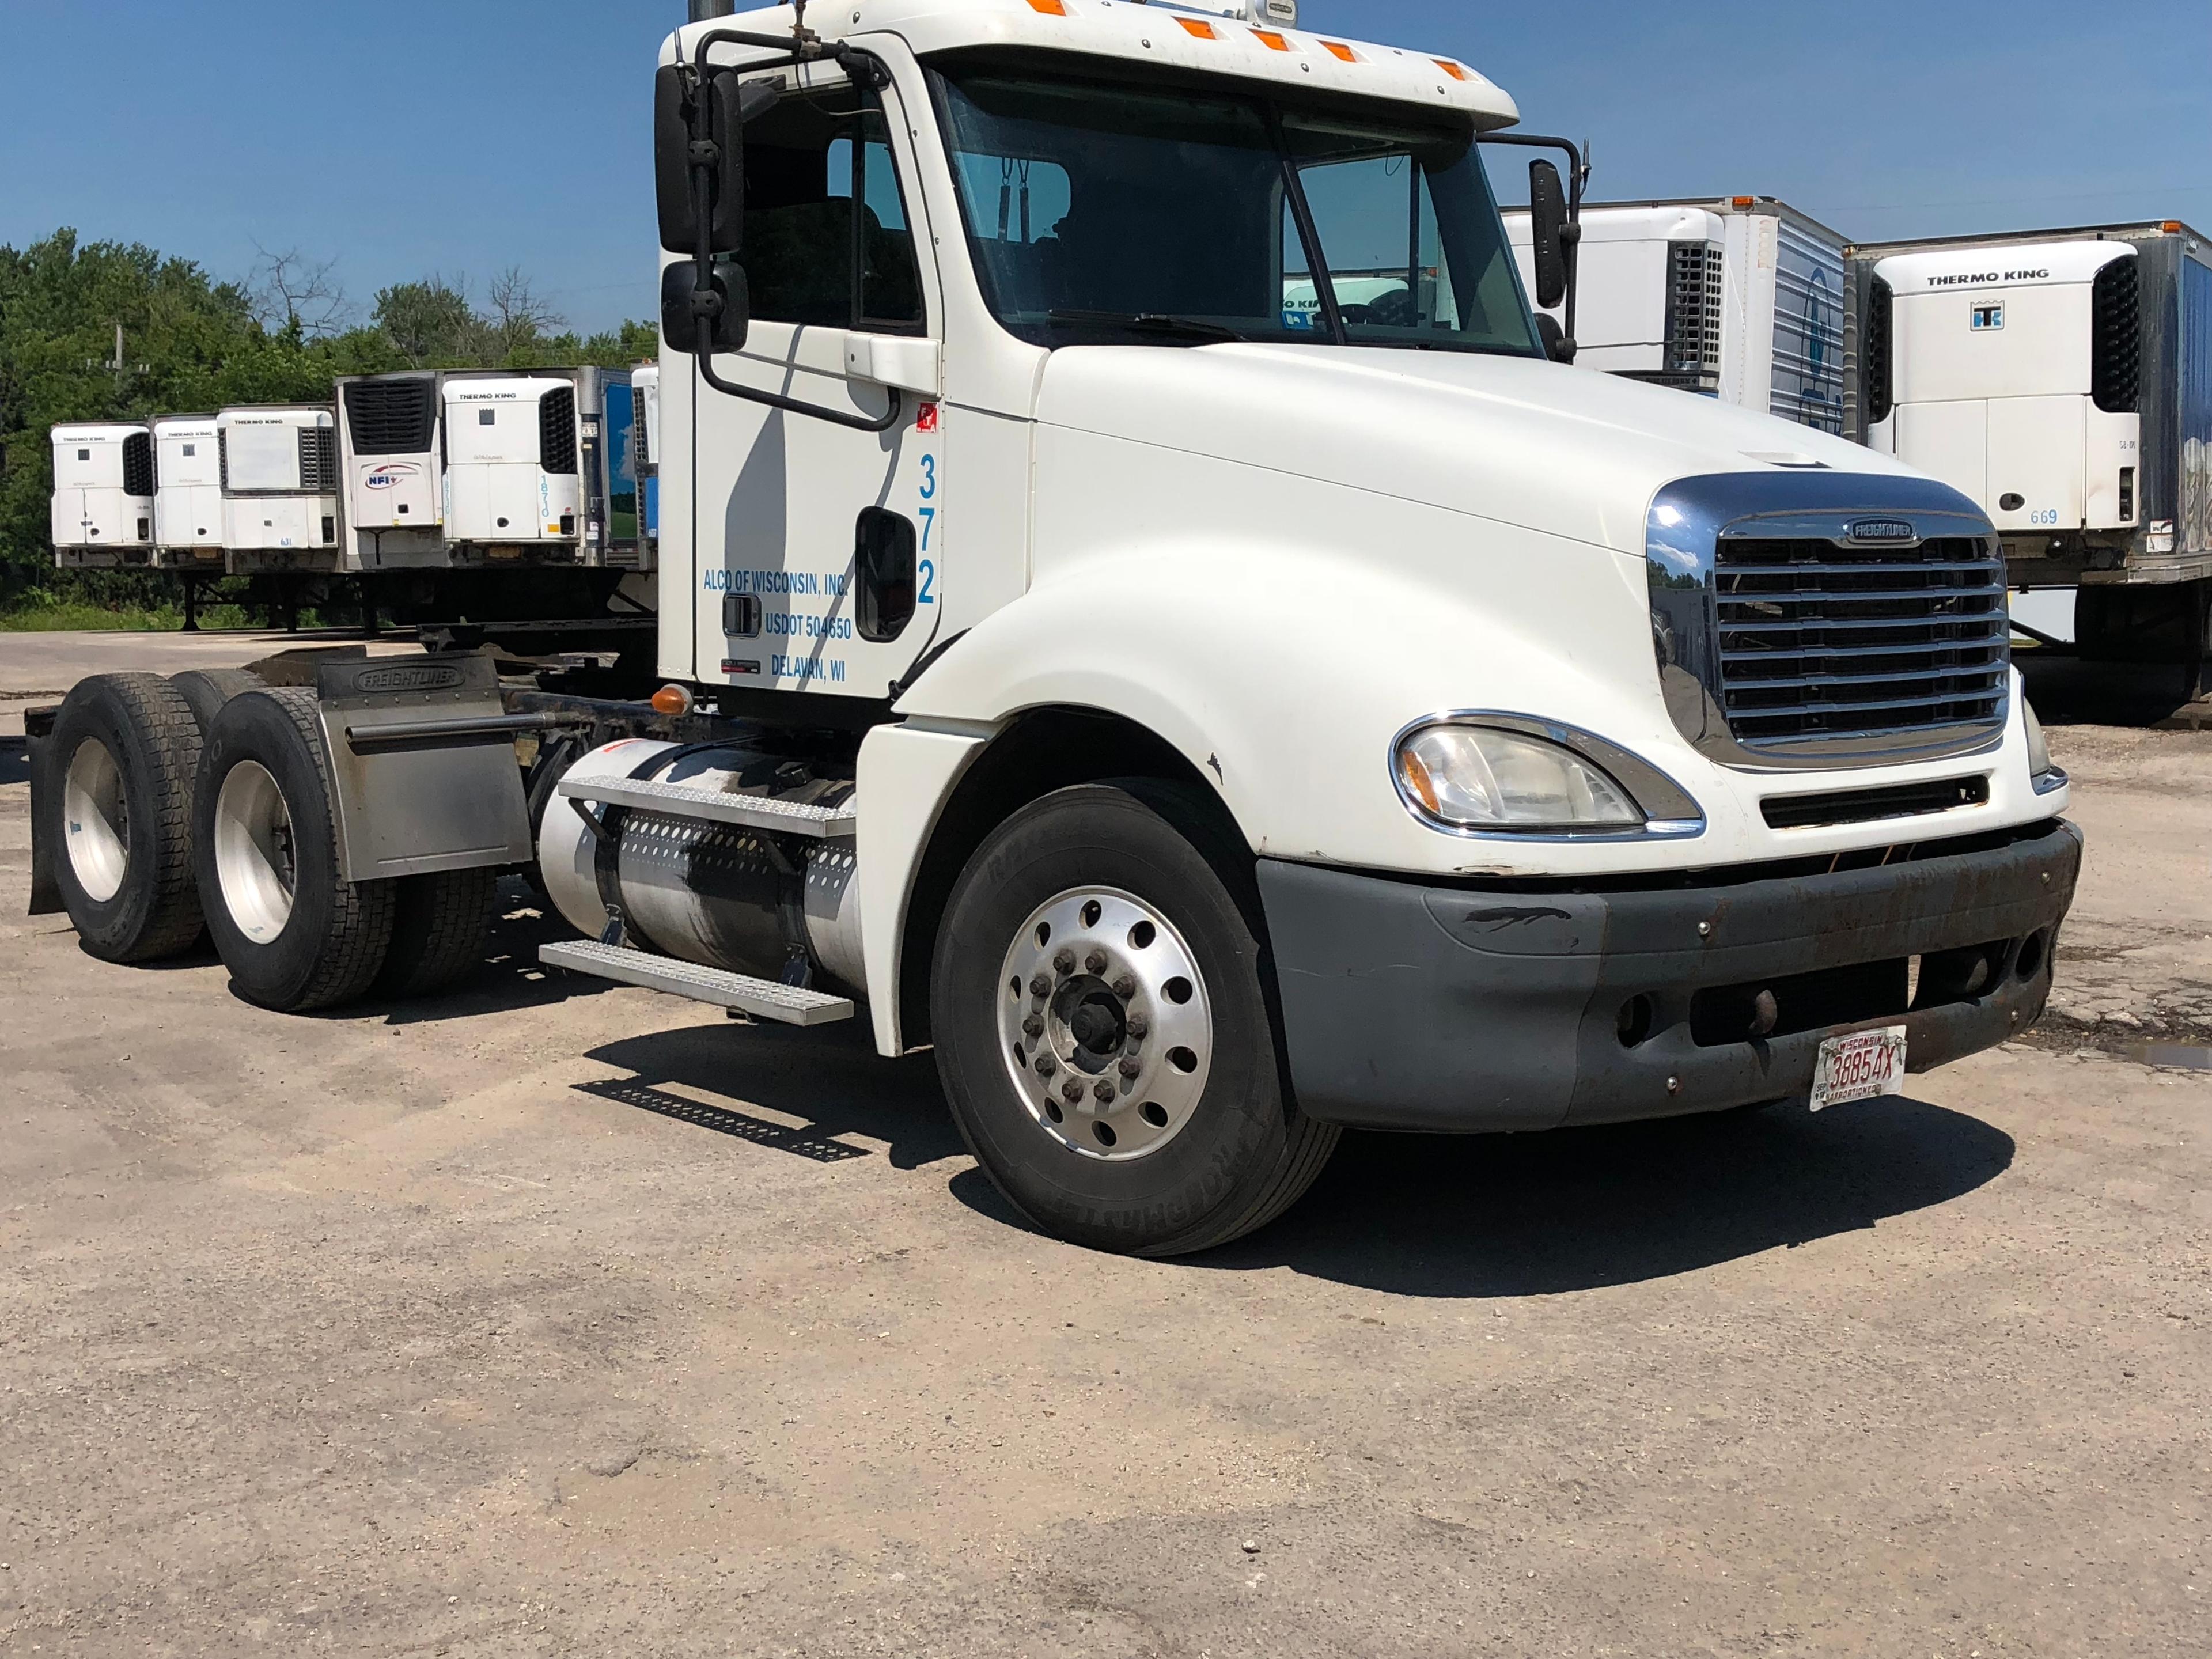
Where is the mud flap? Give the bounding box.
[25,707,63,916]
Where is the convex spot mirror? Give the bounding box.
[1528,158,1572,313]
[654,65,777,257]
[662,260,751,357]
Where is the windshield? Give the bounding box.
[932,62,1543,357]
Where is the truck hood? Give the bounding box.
[1032,344,1918,556]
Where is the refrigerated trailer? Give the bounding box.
[151,415,225,571]
[49,422,154,567]
[337,372,445,570]
[26,0,2081,1259]
[1846,222,2212,666]
[1506,196,1848,434]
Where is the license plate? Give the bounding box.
[1810,1026,1908,1112]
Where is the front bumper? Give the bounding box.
[1259,820,2082,1134]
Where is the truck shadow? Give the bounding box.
[0,738,29,788]
[577,1022,965,1172]
[1147,1096,2011,1297]
[357,885,618,1025]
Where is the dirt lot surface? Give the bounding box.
[1,638,2205,1656]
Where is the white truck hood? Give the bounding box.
[1033,344,1918,556]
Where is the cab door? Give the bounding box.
[688,73,946,700]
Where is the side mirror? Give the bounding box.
[661,259,751,357]
[654,65,774,256]
[1528,159,1571,312]
[1535,312,1577,365]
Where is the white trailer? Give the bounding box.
[218,405,340,573]
[28,0,2080,1259]
[439,368,642,569]
[49,422,154,568]
[1506,196,1848,434]
[150,415,225,572]
[1846,223,2212,669]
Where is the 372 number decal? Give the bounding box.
[917,452,938,603]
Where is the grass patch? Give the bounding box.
[0,601,256,632]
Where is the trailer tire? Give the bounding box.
[932,781,1338,1259]
[194,687,394,1012]
[169,668,266,734]
[378,868,502,998]
[40,673,205,963]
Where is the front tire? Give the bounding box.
[194,687,395,1012]
[932,782,1338,1257]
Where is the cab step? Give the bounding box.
[540,941,856,1026]
[556,776,857,840]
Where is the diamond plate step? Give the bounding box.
[540,941,855,1026]
[556,777,857,840]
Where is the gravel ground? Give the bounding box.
[0,637,2204,1657]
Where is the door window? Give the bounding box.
[741,86,924,332]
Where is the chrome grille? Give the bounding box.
[1713,533,2009,746]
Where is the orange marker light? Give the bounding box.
[1434,59,1470,81]
[1176,16,1217,37]
[1321,41,1357,61]
[2164,220,2185,233]
[1732,195,1758,209]
[1027,0,1066,13]
[1252,29,1291,51]
[652,684,695,717]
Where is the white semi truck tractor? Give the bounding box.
[26,0,2082,1257]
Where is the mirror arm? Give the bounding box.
[677,37,906,434]
[1480,130,1589,355]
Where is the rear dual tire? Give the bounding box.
[40,674,205,963]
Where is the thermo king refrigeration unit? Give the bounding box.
[441,368,639,568]
[218,405,340,573]
[150,415,225,571]
[49,422,154,568]
[1506,196,1849,434]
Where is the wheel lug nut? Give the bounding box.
[1118,1058,1142,1080]
[1054,949,1077,976]
[1085,949,1109,975]
[1029,974,1052,998]
[1035,1055,1056,1078]
[1023,1016,1045,1039]
[1127,1013,1150,1040]
[1112,975,1137,1001]
[1062,1080,1084,1105]
[1094,1080,1116,1104]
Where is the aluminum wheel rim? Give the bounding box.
[62,738,128,904]
[213,760,297,944]
[998,885,1215,1162]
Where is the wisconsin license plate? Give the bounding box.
[1810,1027,1908,1112]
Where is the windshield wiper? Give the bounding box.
[1045,309,1249,344]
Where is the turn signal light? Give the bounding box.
[652,684,695,717]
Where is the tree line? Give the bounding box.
[0,229,655,605]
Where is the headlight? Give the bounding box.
[2024,700,2067,794]
[1395,723,1646,833]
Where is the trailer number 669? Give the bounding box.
[918,453,938,604]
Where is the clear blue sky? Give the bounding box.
[4,1,2208,335]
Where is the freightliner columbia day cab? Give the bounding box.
[27,0,2081,1257]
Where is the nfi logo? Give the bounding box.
[362,460,422,491]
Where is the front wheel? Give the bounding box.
[932,782,1338,1257]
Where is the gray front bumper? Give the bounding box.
[1259,820,2082,1134]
